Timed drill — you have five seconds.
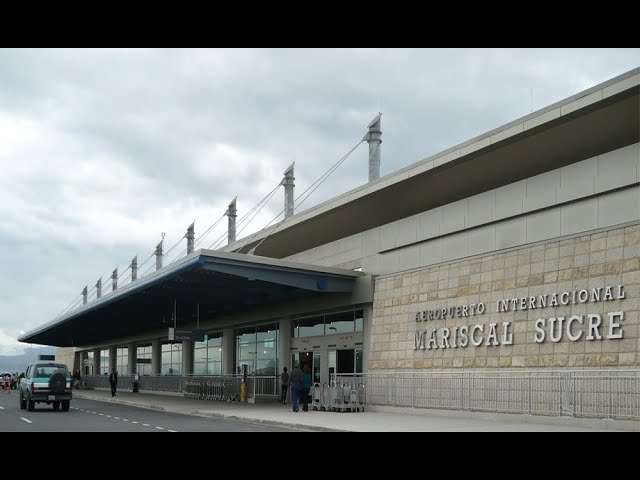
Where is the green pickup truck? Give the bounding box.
[19,362,73,412]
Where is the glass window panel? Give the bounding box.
[298,316,324,337]
[236,328,256,345]
[209,362,222,376]
[257,341,277,360]
[355,349,363,374]
[255,359,277,376]
[337,349,355,374]
[161,351,170,365]
[256,324,277,342]
[193,363,207,375]
[292,320,298,339]
[194,346,207,363]
[325,311,355,334]
[355,310,364,332]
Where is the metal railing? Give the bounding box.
[84,374,181,392]
[84,374,281,401]
[334,370,640,421]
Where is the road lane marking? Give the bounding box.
[20,417,32,424]
[155,426,164,430]
[168,430,178,432]
[113,416,120,420]
[106,415,112,418]
[122,419,129,422]
[99,413,104,416]
[0,406,4,410]
[142,423,150,427]
[131,421,138,424]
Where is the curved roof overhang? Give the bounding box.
[18,250,363,347]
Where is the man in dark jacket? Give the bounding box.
[109,368,118,397]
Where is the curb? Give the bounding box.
[192,410,348,432]
[73,393,346,431]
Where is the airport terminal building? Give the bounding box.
[21,68,640,417]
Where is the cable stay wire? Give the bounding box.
[136,249,157,271]
[193,211,228,249]
[243,139,364,254]
[56,293,84,318]
[209,183,281,250]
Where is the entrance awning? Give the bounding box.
[19,250,364,347]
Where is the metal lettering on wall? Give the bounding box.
[413,284,627,350]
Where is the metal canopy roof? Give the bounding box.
[18,250,363,347]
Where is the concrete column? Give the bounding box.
[361,304,373,374]
[96,278,102,299]
[278,318,292,373]
[185,222,195,255]
[82,286,88,305]
[182,340,193,375]
[79,351,86,375]
[128,344,137,375]
[73,351,81,374]
[151,339,162,375]
[226,197,237,245]
[223,328,234,375]
[366,113,382,182]
[282,163,295,219]
[112,268,118,291]
[109,346,117,373]
[93,348,101,376]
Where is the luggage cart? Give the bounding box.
[312,383,322,411]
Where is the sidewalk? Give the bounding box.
[73,388,640,432]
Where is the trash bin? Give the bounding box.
[132,373,140,393]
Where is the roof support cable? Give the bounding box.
[244,139,364,255]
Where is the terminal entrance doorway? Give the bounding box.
[293,348,362,385]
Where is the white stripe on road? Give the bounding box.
[168,430,177,432]
[142,423,150,427]
[113,416,120,420]
[0,406,4,410]
[122,419,129,422]
[106,415,112,418]
[131,421,138,424]
[20,417,32,424]
[155,426,164,430]
[99,413,104,416]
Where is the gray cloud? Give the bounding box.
[1,48,638,354]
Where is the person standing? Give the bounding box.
[109,368,118,397]
[280,367,289,404]
[289,363,302,412]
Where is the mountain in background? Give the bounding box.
[0,347,58,373]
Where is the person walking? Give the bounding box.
[109,368,118,397]
[280,367,289,404]
[289,363,302,412]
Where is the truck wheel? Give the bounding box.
[19,392,26,410]
[53,401,60,411]
[27,394,35,412]
[61,400,70,412]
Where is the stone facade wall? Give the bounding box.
[369,223,640,370]
[56,347,76,371]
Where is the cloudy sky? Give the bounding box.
[1,48,638,355]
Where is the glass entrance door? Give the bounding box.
[292,351,320,383]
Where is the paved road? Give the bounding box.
[0,390,299,432]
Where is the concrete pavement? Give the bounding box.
[72,388,640,432]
